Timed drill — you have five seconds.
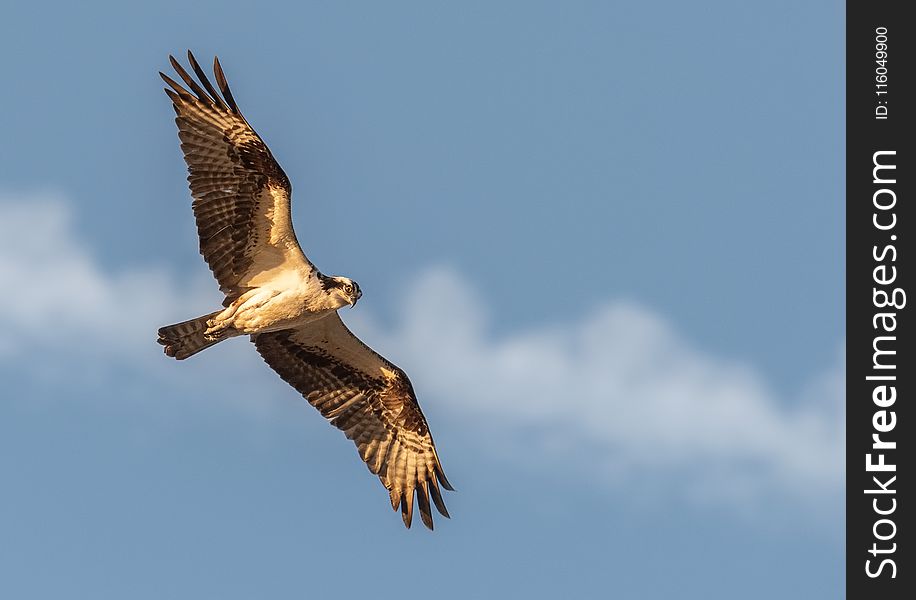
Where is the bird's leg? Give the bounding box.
[206,288,282,338]
[206,289,263,327]
[204,311,238,340]
[204,291,257,339]
[203,320,233,341]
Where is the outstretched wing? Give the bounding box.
[160,51,315,304]
[253,314,454,530]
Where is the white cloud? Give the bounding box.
[0,193,257,407]
[350,270,845,510]
[0,194,212,355]
[0,193,845,513]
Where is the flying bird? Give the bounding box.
[156,51,453,530]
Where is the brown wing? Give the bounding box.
[253,314,454,530]
[160,51,315,304]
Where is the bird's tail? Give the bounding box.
[157,310,227,360]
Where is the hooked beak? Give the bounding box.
[350,290,362,308]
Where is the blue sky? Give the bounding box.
[1,2,844,598]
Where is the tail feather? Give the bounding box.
[157,310,225,360]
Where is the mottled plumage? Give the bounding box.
[157,51,452,529]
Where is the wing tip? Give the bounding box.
[429,476,450,519]
[212,54,240,114]
[179,49,229,111]
[417,481,434,530]
[436,466,455,492]
[400,493,414,529]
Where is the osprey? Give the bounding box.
[157,52,452,529]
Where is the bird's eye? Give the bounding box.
[344,284,353,294]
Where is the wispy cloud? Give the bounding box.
[0,194,212,356]
[350,269,845,512]
[1,193,844,515]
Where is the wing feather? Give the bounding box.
[253,314,453,530]
[161,51,314,303]
[187,50,228,111]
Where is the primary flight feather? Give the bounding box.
[157,51,453,530]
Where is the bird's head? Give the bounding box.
[325,276,362,309]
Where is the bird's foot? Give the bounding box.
[204,321,231,341]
